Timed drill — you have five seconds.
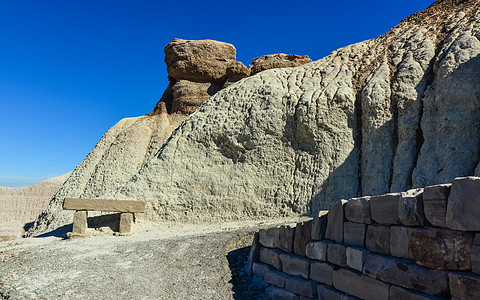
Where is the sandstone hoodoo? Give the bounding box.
[150,38,251,115]
[30,0,480,237]
[250,53,312,75]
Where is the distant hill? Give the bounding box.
[0,172,71,240]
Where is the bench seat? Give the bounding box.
[63,198,146,237]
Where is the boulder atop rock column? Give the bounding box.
[165,38,240,82]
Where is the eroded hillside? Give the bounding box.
[30,0,480,236]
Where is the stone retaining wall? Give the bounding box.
[247,176,480,299]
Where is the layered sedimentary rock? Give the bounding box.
[0,172,70,240]
[150,38,252,115]
[251,54,312,75]
[30,0,480,235]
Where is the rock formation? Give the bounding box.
[251,54,312,75]
[150,38,251,115]
[30,0,480,236]
[29,39,312,235]
[0,172,70,240]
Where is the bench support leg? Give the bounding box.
[72,210,88,234]
[119,212,134,234]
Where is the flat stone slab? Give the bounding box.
[344,222,366,247]
[285,277,317,298]
[390,226,413,259]
[311,211,328,240]
[259,227,281,248]
[305,240,329,261]
[399,188,427,226]
[423,183,450,227]
[370,193,401,225]
[410,227,474,270]
[332,268,389,300]
[325,200,347,243]
[310,261,336,285]
[259,247,283,270]
[389,285,444,300]
[366,225,390,255]
[279,225,295,253]
[63,198,146,213]
[265,286,299,300]
[362,252,449,296]
[294,220,312,256]
[472,234,480,275]
[446,176,480,231]
[317,284,343,300]
[119,212,133,234]
[327,243,347,267]
[449,272,480,300]
[279,253,310,279]
[346,247,369,272]
[245,232,260,275]
[264,268,289,288]
[252,262,270,277]
[72,210,88,234]
[344,196,372,224]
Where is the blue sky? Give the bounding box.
[0,0,433,187]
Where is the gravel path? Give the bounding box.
[0,219,303,299]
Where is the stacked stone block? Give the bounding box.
[249,176,480,299]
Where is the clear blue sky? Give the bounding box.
[0,0,434,187]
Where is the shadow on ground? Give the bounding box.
[32,214,122,238]
[33,224,72,238]
[227,246,269,299]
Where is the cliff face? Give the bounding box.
[30,0,480,235]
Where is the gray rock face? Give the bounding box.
[30,1,480,235]
[446,176,480,231]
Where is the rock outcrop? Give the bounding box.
[29,39,311,235]
[150,38,252,115]
[251,54,312,75]
[30,0,480,236]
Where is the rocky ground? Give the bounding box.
[0,217,306,300]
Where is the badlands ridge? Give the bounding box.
[28,0,480,236]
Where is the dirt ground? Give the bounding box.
[0,217,307,300]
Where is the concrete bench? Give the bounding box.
[63,198,146,237]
